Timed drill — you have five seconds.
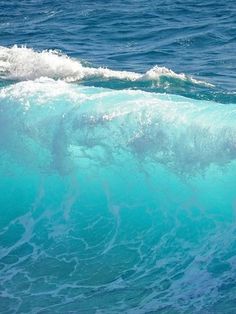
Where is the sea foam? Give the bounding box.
[0,46,213,87]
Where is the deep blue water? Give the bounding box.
[0,1,236,313]
[1,0,236,90]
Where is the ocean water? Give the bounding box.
[0,1,236,313]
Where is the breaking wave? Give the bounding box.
[0,46,212,87]
[0,47,236,313]
[0,78,235,174]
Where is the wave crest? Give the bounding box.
[0,45,213,87]
[0,79,235,175]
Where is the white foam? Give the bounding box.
[143,66,213,86]
[0,45,213,86]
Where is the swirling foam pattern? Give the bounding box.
[0,43,236,314]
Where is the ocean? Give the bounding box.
[0,1,236,313]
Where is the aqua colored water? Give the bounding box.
[0,1,236,313]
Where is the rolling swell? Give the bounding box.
[0,48,236,313]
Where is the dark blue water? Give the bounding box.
[1,1,236,313]
[1,0,236,90]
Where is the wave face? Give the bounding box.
[0,61,236,313]
[2,0,236,310]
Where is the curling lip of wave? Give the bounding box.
[0,45,214,87]
[0,78,236,174]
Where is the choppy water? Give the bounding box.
[0,1,236,313]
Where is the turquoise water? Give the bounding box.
[1,1,236,313]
